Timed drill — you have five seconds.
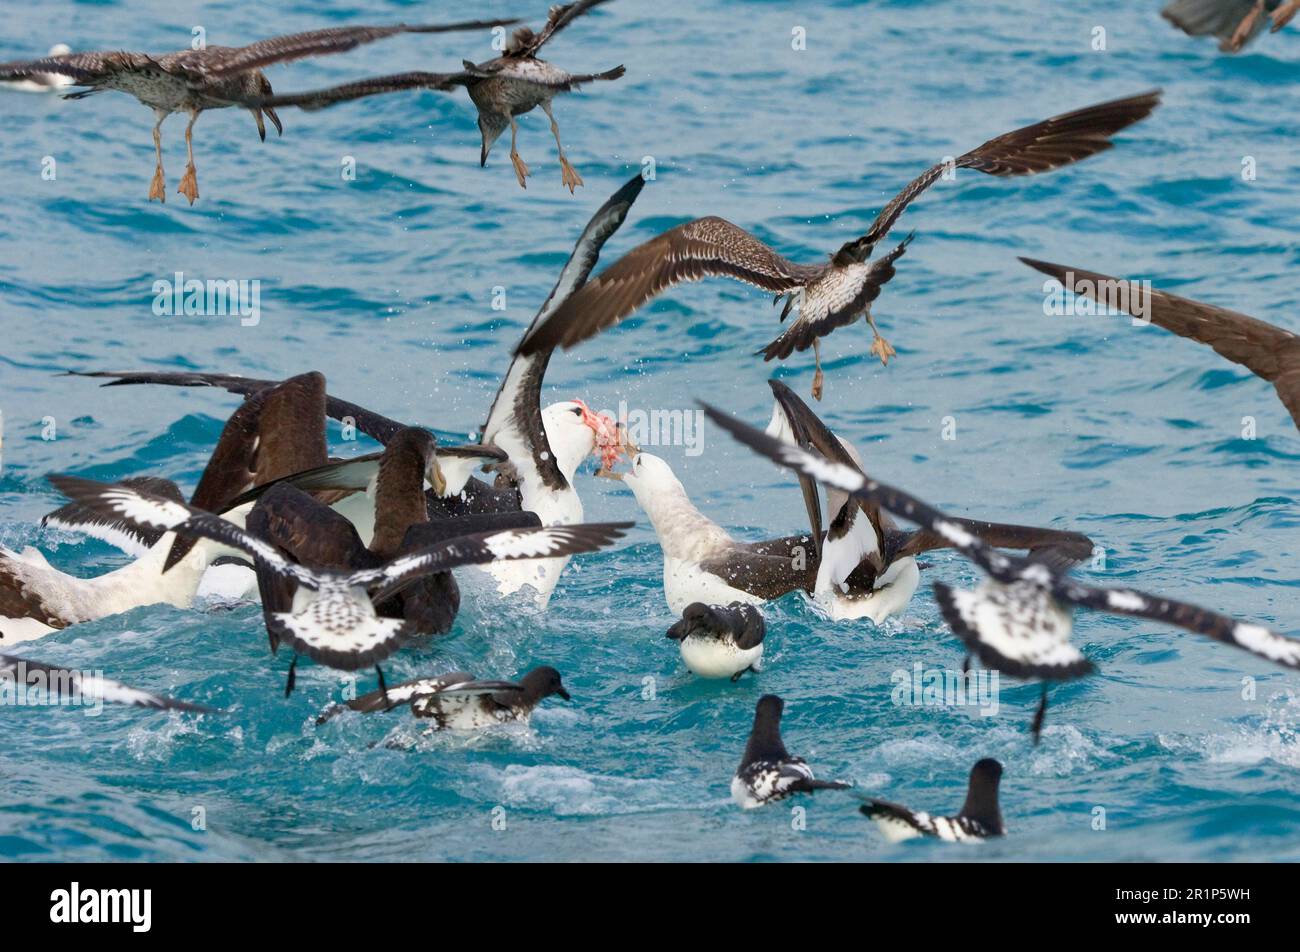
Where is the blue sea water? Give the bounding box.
[1,0,1299,863]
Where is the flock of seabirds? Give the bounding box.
[0,0,1298,846]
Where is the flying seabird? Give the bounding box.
[1163,0,1300,52]
[701,402,1300,742]
[0,372,329,644]
[69,174,648,606]
[766,379,1096,623]
[242,0,624,192]
[515,90,1162,399]
[732,694,849,809]
[665,602,765,680]
[607,452,816,614]
[859,759,1005,843]
[47,475,629,688]
[1021,258,1300,435]
[0,653,216,714]
[316,665,570,731]
[0,19,519,203]
[0,44,74,92]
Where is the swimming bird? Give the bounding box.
[766,379,1096,623]
[0,372,329,644]
[46,475,629,687]
[0,19,519,203]
[700,402,1300,742]
[515,90,1162,399]
[609,452,816,614]
[242,0,624,192]
[0,44,74,92]
[0,653,216,714]
[69,174,648,606]
[859,759,1005,843]
[732,695,849,809]
[666,602,765,680]
[1163,0,1300,52]
[1021,257,1300,434]
[316,665,570,731]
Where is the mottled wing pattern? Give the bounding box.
[860,800,989,843]
[517,217,819,356]
[839,90,1161,260]
[0,654,215,713]
[518,0,615,56]
[933,578,1093,680]
[0,51,150,84]
[762,234,912,360]
[270,587,411,671]
[1020,258,1300,431]
[42,475,185,556]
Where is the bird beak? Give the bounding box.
[428,459,448,497]
[251,108,267,142]
[265,107,283,137]
[619,424,642,458]
[557,687,572,701]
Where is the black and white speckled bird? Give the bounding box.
[0,654,216,714]
[241,0,624,192]
[701,402,1300,742]
[67,175,648,608]
[666,602,766,680]
[46,475,630,686]
[731,695,849,809]
[517,91,1161,399]
[0,20,518,203]
[859,759,1005,843]
[316,666,570,731]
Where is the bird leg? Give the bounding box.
[148,111,167,203]
[508,117,530,189]
[811,339,825,402]
[284,655,299,698]
[1030,683,1049,745]
[176,110,201,205]
[1229,1,1267,51]
[542,101,582,193]
[866,310,896,366]
[1272,0,1300,31]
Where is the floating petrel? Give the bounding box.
[666,602,766,680]
[516,91,1162,399]
[1021,257,1300,434]
[242,0,625,192]
[732,695,849,809]
[700,402,1300,742]
[0,20,519,203]
[316,665,570,731]
[859,759,1005,843]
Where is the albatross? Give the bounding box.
[68,174,648,606]
[766,378,1096,623]
[0,19,519,203]
[1021,257,1300,435]
[515,90,1162,399]
[701,402,1300,742]
[240,0,624,192]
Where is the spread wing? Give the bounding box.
[0,51,152,85]
[0,654,216,713]
[41,475,185,556]
[835,90,1162,263]
[512,0,616,57]
[517,216,820,356]
[1020,258,1300,431]
[895,519,1095,571]
[244,71,466,111]
[195,20,520,78]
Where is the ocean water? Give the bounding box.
[1,0,1299,863]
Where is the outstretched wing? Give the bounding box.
[241,71,466,111]
[355,522,632,602]
[195,20,519,79]
[1021,258,1300,431]
[0,51,150,85]
[518,216,820,356]
[896,518,1095,571]
[835,90,1162,263]
[0,654,216,713]
[512,0,615,57]
[42,475,185,556]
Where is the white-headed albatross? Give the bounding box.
[701,402,1300,743]
[516,91,1162,400]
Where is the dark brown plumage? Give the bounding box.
[1021,258,1300,432]
[517,90,1162,399]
